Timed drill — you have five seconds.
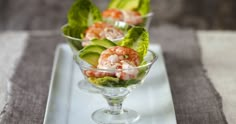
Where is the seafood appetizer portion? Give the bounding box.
[86,46,140,80]
[61,0,153,52]
[75,27,157,87]
[62,0,128,51]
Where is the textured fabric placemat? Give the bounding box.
[150,25,227,124]
[0,27,227,124]
[0,31,28,111]
[0,31,63,124]
[198,31,236,124]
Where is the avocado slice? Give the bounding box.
[108,0,150,16]
[79,52,100,66]
[108,0,139,12]
[79,39,117,66]
[80,45,106,56]
[91,39,116,48]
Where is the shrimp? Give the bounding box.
[102,9,124,21]
[102,9,143,25]
[97,46,140,80]
[122,10,143,25]
[98,46,140,67]
[83,46,141,80]
[84,70,115,77]
[83,22,124,46]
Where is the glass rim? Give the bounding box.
[141,12,154,18]
[60,12,154,41]
[60,24,84,41]
[60,22,127,42]
[74,49,158,72]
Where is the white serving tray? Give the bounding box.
[43,44,177,124]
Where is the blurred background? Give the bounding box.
[0,0,235,30]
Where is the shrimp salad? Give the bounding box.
[63,0,150,51]
[78,27,150,87]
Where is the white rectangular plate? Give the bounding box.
[43,44,176,124]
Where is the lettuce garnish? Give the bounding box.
[62,0,102,51]
[108,0,150,16]
[118,27,149,61]
[68,0,102,29]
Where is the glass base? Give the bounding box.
[78,80,101,93]
[92,108,140,124]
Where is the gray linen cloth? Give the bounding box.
[151,26,227,124]
[0,26,227,124]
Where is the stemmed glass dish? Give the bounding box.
[74,50,157,124]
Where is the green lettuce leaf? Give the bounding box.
[108,0,150,15]
[63,0,102,51]
[68,0,102,29]
[64,0,102,39]
[118,27,149,61]
[138,0,150,15]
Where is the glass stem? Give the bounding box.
[104,95,126,115]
